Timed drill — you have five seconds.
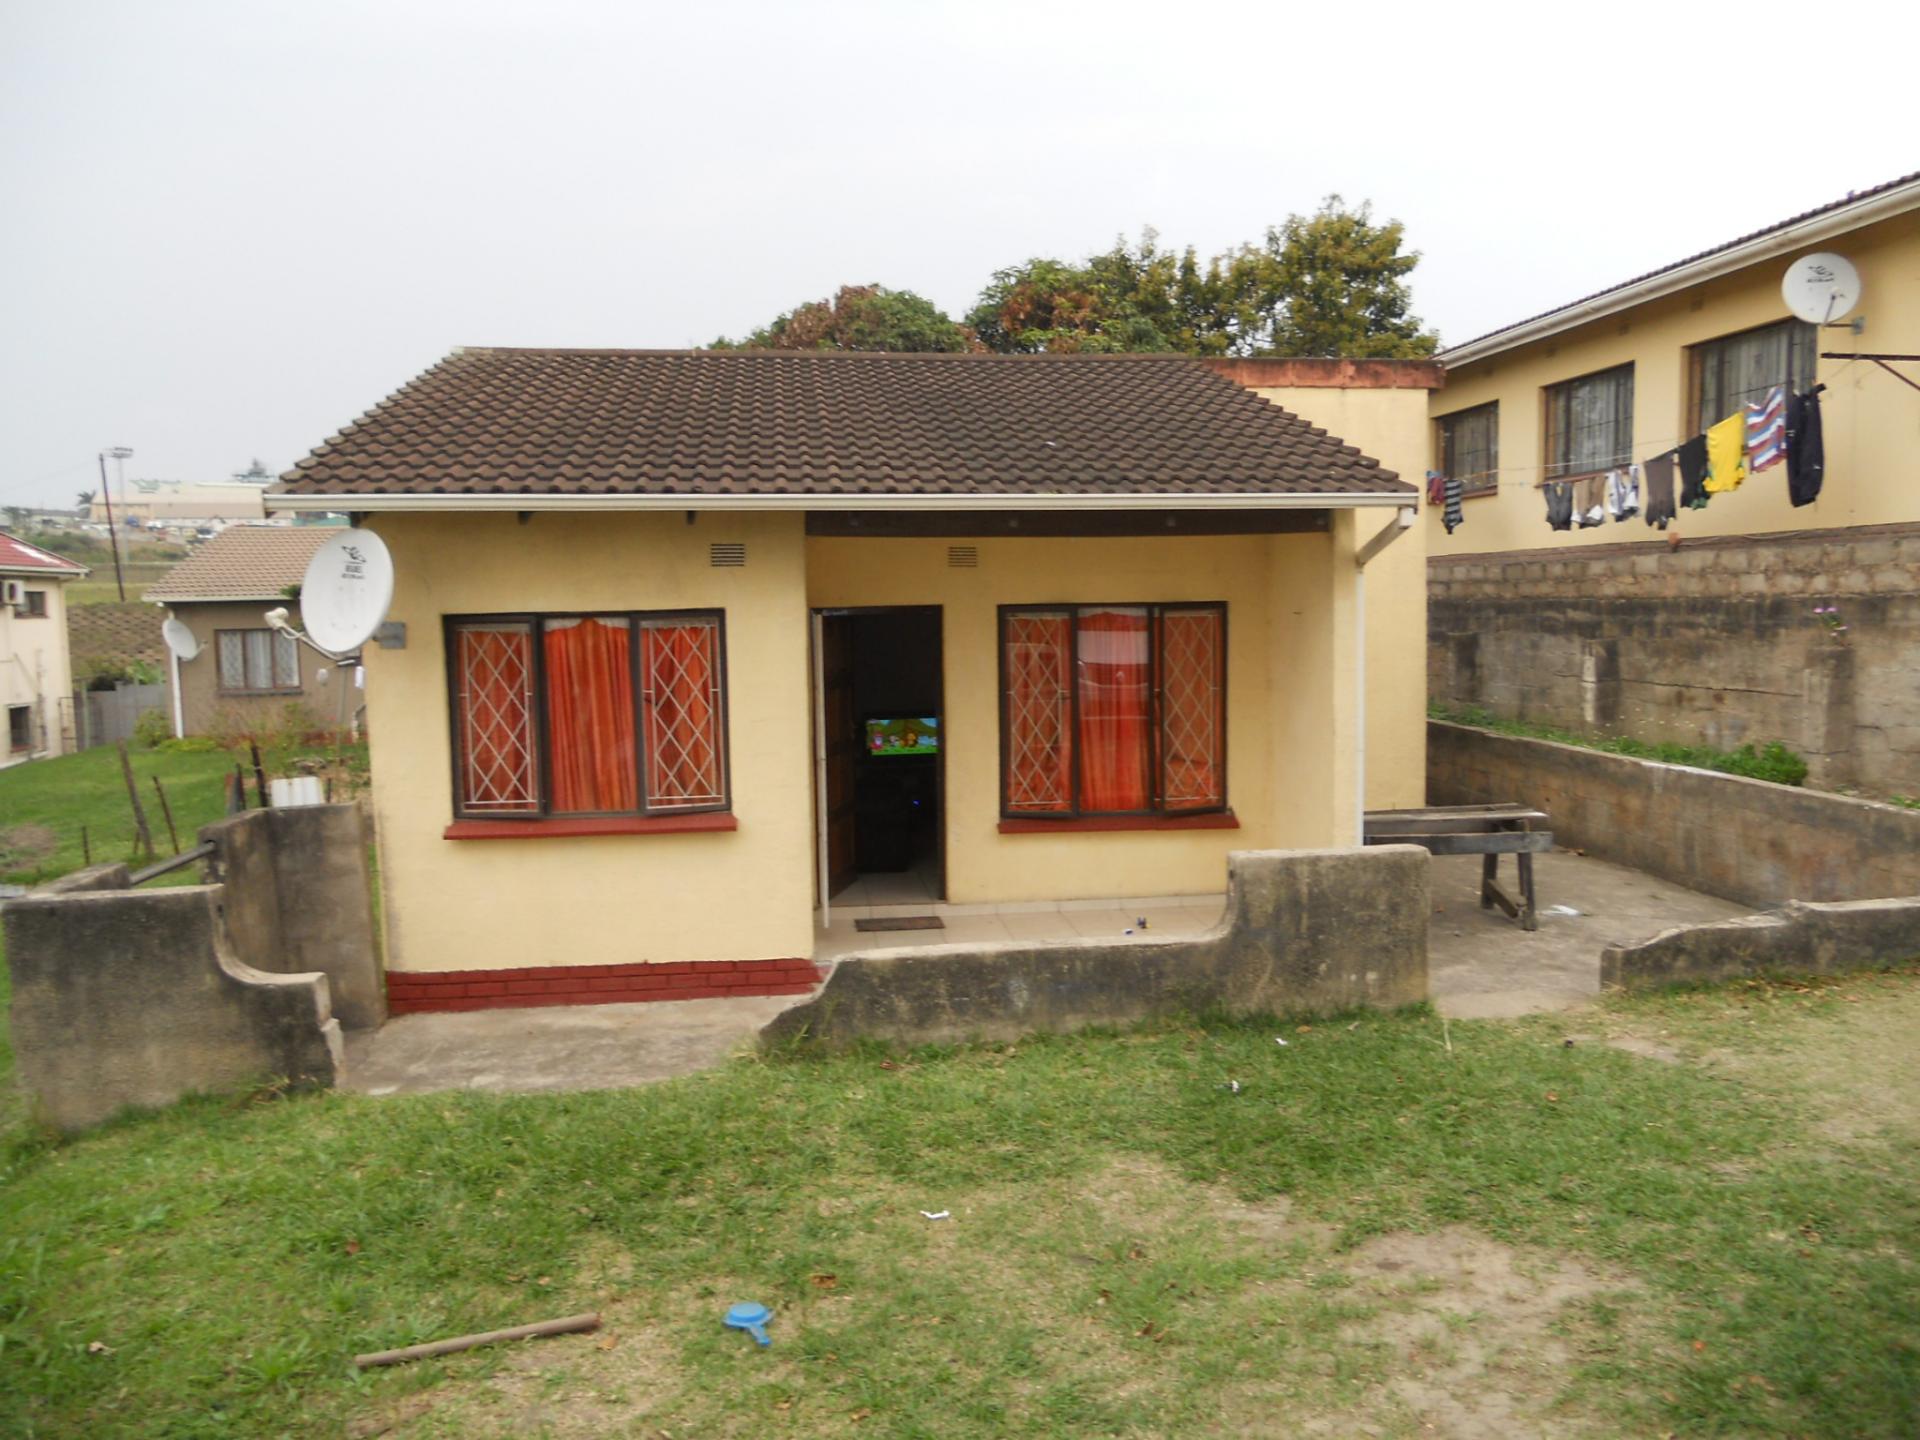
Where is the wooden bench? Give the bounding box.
[1362,804,1552,932]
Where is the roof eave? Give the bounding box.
[1440,177,1920,368]
[268,490,1413,514]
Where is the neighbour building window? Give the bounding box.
[20,589,47,618]
[448,611,729,818]
[216,629,301,694]
[1693,319,1816,430]
[1000,603,1225,818]
[1435,403,1499,495]
[1543,364,1634,479]
[7,704,30,754]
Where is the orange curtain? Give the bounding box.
[1076,607,1151,812]
[456,625,537,812]
[544,618,637,814]
[642,622,724,809]
[1004,612,1072,812]
[1158,609,1222,809]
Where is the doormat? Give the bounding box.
[855,915,946,932]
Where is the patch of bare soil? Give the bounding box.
[0,822,56,871]
[1339,1226,1634,1439]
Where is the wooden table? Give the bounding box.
[1362,804,1552,932]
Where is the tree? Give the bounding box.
[76,489,95,513]
[232,458,275,484]
[714,285,980,352]
[967,232,1197,354]
[1221,196,1438,358]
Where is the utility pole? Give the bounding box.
[97,449,128,600]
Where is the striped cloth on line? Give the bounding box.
[1746,385,1786,473]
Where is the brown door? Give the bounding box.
[822,613,859,897]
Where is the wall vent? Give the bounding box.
[709,542,746,567]
[947,545,980,569]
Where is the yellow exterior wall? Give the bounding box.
[361,511,816,974]
[1252,385,1429,809]
[1429,210,1920,555]
[807,528,1357,904]
[1,575,77,760]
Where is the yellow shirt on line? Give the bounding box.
[1705,412,1748,493]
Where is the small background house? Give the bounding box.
[144,524,357,739]
[0,531,88,762]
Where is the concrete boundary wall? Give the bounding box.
[3,886,342,1132]
[1428,721,1920,909]
[762,847,1429,1050]
[1602,897,1920,992]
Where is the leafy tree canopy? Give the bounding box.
[713,284,980,353]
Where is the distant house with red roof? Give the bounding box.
[1,531,88,762]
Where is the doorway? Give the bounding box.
[816,606,944,906]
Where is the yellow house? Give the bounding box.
[271,350,1435,1011]
[1424,173,1920,797]
[1,532,87,764]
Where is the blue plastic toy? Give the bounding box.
[723,1301,773,1347]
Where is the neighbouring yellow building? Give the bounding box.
[0,532,87,764]
[272,350,1436,1010]
[1424,172,1920,797]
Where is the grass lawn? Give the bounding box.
[1,966,1915,1437]
[0,739,367,886]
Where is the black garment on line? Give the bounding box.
[1786,388,1825,506]
[1442,475,1464,534]
[1543,481,1573,531]
[1677,434,1711,509]
[1641,450,1677,530]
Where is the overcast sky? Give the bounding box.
[2,0,1912,509]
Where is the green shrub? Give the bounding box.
[1431,705,1810,788]
[131,708,172,749]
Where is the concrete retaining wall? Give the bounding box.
[3,886,342,1132]
[1602,897,1920,992]
[1428,721,1920,909]
[200,805,384,1030]
[762,846,1428,1050]
[1428,522,1920,795]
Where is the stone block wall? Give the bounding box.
[1428,522,1920,796]
[763,846,1429,1050]
[1429,721,1920,909]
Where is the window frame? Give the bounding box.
[1434,402,1499,497]
[1689,318,1817,432]
[997,601,1228,822]
[20,589,47,618]
[443,608,732,823]
[214,627,302,696]
[1542,363,1635,481]
[7,704,30,754]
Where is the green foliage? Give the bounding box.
[714,284,980,352]
[131,708,171,750]
[1430,704,1811,786]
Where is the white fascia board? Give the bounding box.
[269,489,1414,514]
[1441,179,1920,368]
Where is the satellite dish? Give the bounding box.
[299,527,394,654]
[161,617,200,662]
[1782,252,1862,325]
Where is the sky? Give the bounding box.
[2,0,1913,509]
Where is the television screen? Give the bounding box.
[866,716,938,757]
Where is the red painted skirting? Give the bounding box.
[385,958,825,1015]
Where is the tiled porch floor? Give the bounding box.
[816,882,1227,962]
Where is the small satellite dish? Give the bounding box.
[1782,252,1862,325]
[299,527,395,654]
[161,617,200,662]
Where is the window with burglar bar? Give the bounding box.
[216,628,300,694]
[1543,364,1634,479]
[1693,319,1816,431]
[1000,603,1225,818]
[1435,403,1498,495]
[447,610,729,819]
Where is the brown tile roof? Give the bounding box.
[1445,169,1920,356]
[0,530,88,575]
[144,524,336,602]
[273,349,1412,500]
[66,601,166,668]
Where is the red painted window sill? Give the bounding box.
[445,813,738,840]
[998,812,1239,835]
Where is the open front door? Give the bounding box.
[820,612,859,899]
